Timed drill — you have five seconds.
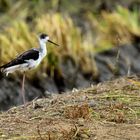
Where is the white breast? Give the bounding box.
[26,51,46,69]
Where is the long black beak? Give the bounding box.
[48,40,59,46]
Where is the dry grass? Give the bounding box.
[0,4,140,79]
[87,6,140,52]
[0,77,140,139]
[0,12,98,78]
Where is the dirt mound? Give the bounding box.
[1,44,140,111]
[0,77,140,139]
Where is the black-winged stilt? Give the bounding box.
[0,33,59,106]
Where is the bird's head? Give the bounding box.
[39,33,59,46]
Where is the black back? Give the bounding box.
[0,49,39,69]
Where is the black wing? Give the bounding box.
[0,49,39,69]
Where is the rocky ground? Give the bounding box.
[0,77,140,139]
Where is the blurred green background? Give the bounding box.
[0,0,140,80]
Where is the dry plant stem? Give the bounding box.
[21,72,26,106]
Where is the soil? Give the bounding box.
[0,77,140,140]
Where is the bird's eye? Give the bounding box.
[40,33,48,39]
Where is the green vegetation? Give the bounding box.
[0,1,140,78]
[87,6,140,51]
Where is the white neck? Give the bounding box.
[39,40,47,56]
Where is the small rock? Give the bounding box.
[88,100,97,107]
[80,133,89,138]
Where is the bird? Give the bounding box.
[0,33,59,106]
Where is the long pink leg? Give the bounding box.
[21,72,26,106]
